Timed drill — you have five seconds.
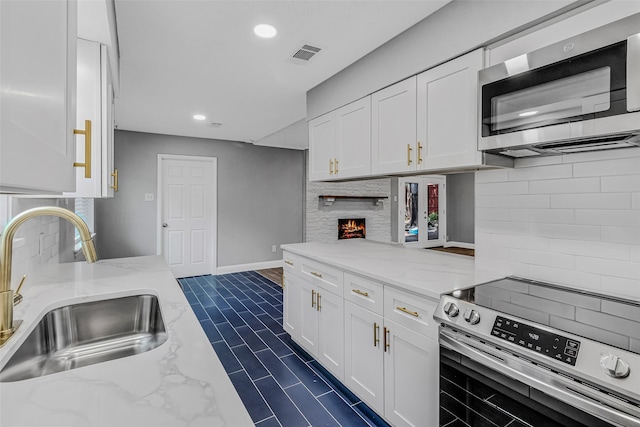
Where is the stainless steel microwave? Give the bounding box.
[478,13,640,158]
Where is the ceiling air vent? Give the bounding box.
[289,43,323,65]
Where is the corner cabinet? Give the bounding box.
[308,97,371,181]
[63,38,117,198]
[0,0,78,194]
[417,48,484,170]
[283,252,439,427]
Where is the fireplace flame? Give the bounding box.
[339,218,366,239]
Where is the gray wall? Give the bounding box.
[95,130,305,267]
[307,0,581,119]
[446,173,475,244]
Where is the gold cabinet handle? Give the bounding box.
[334,158,339,174]
[310,271,323,278]
[352,289,369,298]
[397,306,419,317]
[384,326,390,352]
[417,141,423,165]
[311,289,316,308]
[73,119,92,178]
[110,169,118,192]
[329,159,334,175]
[374,322,380,347]
[317,293,321,311]
[284,260,294,266]
[407,144,413,166]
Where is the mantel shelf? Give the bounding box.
[319,195,388,206]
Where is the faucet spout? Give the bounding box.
[0,206,98,346]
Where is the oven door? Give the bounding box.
[439,327,640,427]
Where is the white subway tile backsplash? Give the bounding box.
[633,192,640,209]
[507,164,572,182]
[491,234,550,251]
[486,194,550,209]
[476,220,531,236]
[514,156,563,168]
[631,246,640,263]
[529,223,601,241]
[476,208,511,222]
[529,177,600,194]
[601,175,640,193]
[510,292,576,319]
[602,226,640,245]
[604,277,640,299]
[527,265,602,292]
[509,208,574,224]
[602,299,640,322]
[475,169,509,183]
[476,181,528,196]
[573,156,640,178]
[575,257,640,280]
[549,193,631,209]
[576,307,640,340]
[510,248,575,270]
[575,210,640,227]
[550,239,630,261]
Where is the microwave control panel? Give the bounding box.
[491,316,580,366]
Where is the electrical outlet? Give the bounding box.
[271,245,277,253]
[144,193,155,202]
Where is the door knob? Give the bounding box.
[162,223,168,228]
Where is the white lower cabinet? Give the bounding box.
[283,253,439,426]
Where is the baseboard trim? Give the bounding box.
[216,260,283,275]
[444,241,475,250]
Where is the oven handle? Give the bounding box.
[440,329,640,427]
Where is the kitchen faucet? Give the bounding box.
[0,207,98,347]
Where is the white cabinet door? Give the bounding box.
[417,49,484,170]
[383,320,439,427]
[371,77,417,175]
[0,0,77,194]
[283,273,300,339]
[344,301,384,414]
[298,280,319,355]
[335,97,371,179]
[317,290,344,381]
[308,114,336,181]
[64,40,116,198]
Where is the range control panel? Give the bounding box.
[491,316,580,366]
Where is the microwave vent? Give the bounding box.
[534,133,640,154]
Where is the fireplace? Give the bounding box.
[338,218,366,240]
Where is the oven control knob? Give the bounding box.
[600,354,630,379]
[464,309,480,325]
[443,302,459,318]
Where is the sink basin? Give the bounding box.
[0,294,168,382]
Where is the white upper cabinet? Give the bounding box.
[63,39,116,198]
[417,48,484,170]
[308,97,371,181]
[371,77,417,175]
[0,0,77,194]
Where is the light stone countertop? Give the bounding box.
[281,239,504,300]
[0,256,253,427]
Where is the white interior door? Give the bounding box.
[159,155,217,278]
[398,176,446,248]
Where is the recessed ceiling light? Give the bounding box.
[518,110,539,117]
[193,114,206,121]
[254,24,277,38]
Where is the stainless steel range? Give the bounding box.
[435,276,640,427]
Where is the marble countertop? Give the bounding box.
[0,256,253,427]
[281,240,504,300]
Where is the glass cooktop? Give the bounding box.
[446,276,640,356]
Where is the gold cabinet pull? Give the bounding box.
[310,271,323,278]
[334,158,339,174]
[73,119,92,178]
[317,293,321,311]
[397,306,419,317]
[110,169,118,192]
[311,289,316,308]
[407,144,413,166]
[329,159,334,175]
[417,141,423,165]
[352,289,369,298]
[284,260,294,266]
[384,326,390,352]
[374,322,380,347]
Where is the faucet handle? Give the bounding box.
[13,275,26,306]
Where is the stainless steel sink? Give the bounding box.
[0,294,168,382]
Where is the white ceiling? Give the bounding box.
[113,0,449,149]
